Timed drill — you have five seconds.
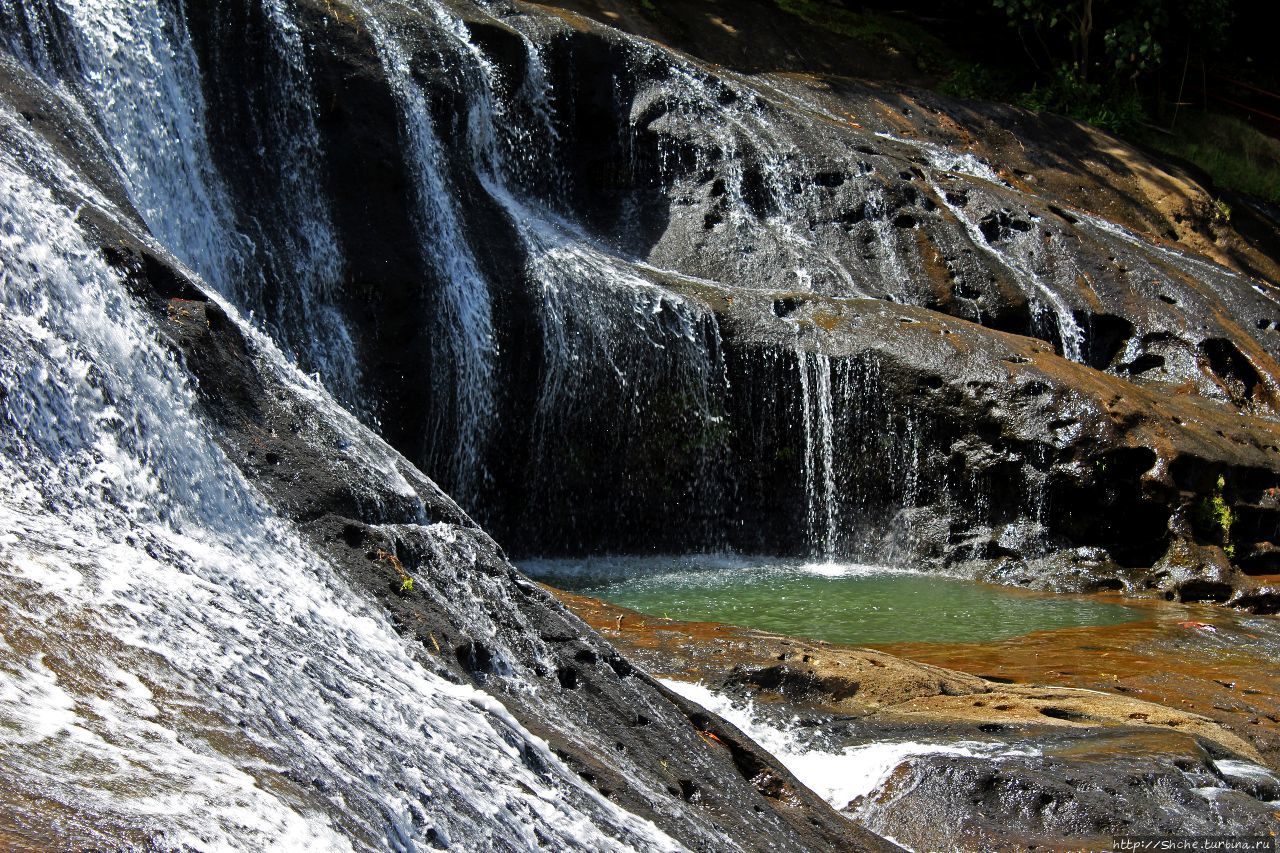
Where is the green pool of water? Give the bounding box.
[524,556,1143,646]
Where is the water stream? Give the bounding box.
[0,15,693,845]
[4,0,1280,845]
[1,0,363,406]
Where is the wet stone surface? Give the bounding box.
[550,582,1280,848]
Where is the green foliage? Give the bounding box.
[992,0,1091,43]
[377,548,416,595]
[987,0,1235,138]
[1016,64,1146,134]
[1192,475,1235,557]
[939,62,1015,103]
[1102,15,1161,74]
[991,0,1231,82]
[1144,113,1280,205]
[1104,0,1232,73]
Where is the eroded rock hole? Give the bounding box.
[556,666,580,689]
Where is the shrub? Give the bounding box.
[1016,64,1146,134]
[1192,475,1235,557]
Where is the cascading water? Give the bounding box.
[1,0,364,408]
[366,0,737,546]
[796,343,841,559]
[931,180,1087,362]
[0,102,687,850]
[353,0,1280,562]
[0,0,243,291]
[865,186,913,302]
[196,0,365,408]
[316,0,1105,559]
[12,0,1280,847]
[626,50,861,297]
[11,0,1227,566]
[358,6,498,506]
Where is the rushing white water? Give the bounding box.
[659,681,1032,816]
[2,0,363,408]
[1213,759,1280,803]
[873,131,1005,187]
[0,118,681,851]
[796,346,840,557]
[11,0,243,290]
[660,681,1280,849]
[360,7,497,506]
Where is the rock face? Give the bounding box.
[858,728,1280,851]
[56,0,1276,600]
[0,9,893,850]
[148,250,893,852]
[715,291,1280,605]
[5,0,1280,846]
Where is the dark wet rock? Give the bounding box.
[0,47,892,850]
[12,0,1280,598]
[60,0,1276,603]
[702,292,1280,600]
[112,195,889,853]
[10,0,1280,845]
[258,0,1280,600]
[857,729,1280,851]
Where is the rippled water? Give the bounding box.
[526,556,1141,645]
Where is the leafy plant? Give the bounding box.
[1192,475,1235,557]
[987,0,1237,139]
[1015,63,1146,133]
[993,0,1099,79]
[991,0,1231,84]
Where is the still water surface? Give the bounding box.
[525,556,1142,645]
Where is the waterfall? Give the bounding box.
[349,0,959,554]
[2,0,245,291]
[1,0,364,408]
[932,182,1087,362]
[0,115,682,851]
[628,47,860,296]
[796,346,840,558]
[210,0,365,407]
[359,8,497,506]
[866,186,913,301]
[380,1,736,544]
